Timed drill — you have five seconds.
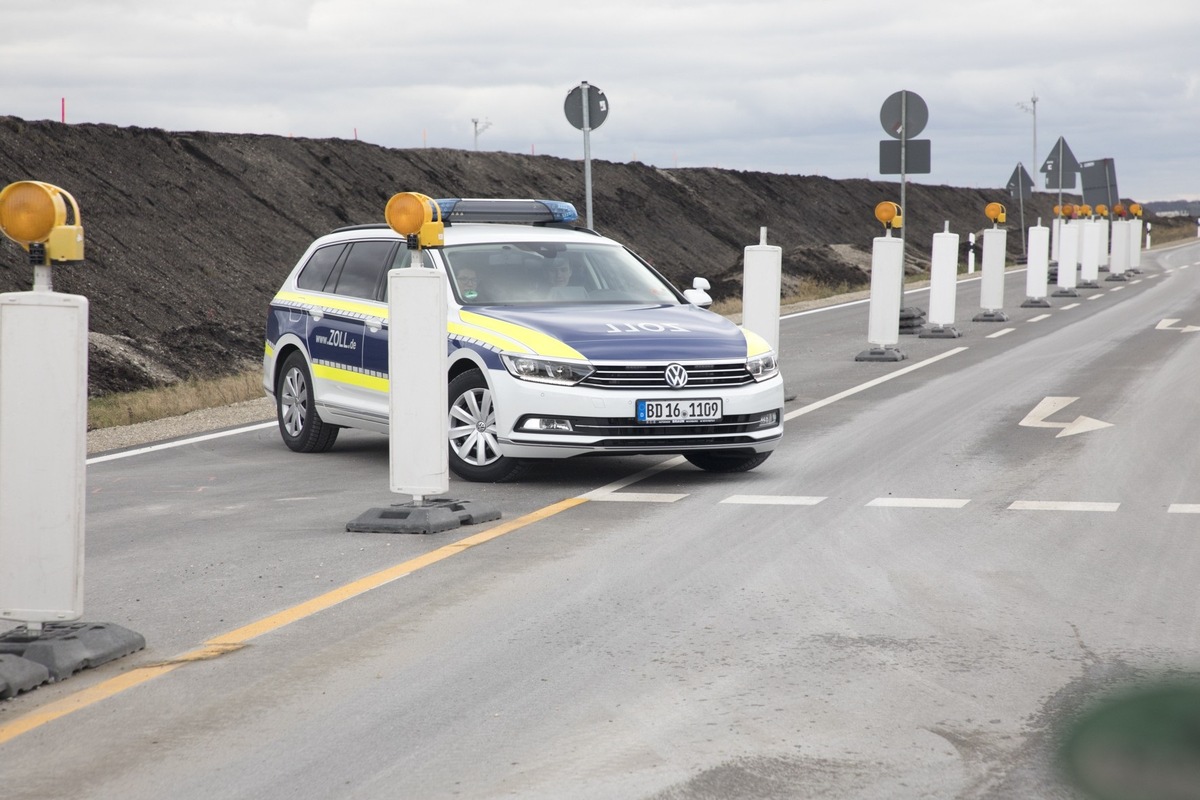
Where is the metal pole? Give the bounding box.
[581,82,594,229]
[899,91,907,257]
[1030,94,1038,181]
[1019,163,1027,257]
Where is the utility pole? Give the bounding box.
[471,118,492,151]
[1017,93,1038,178]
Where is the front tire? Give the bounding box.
[447,370,530,482]
[684,450,771,473]
[276,351,339,453]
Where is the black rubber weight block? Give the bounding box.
[0,622,145,682]
[0,653,51,699]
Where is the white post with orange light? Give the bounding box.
[920,221,961,337]
[1108,213,1131,282]
[1022,219,1051,308]
[1053,206,1079,298]
[1096,207,1111,272]
[383,192,448,504]
[973,203,1009,322]
[742,227,782,353]
[1128,204,1143,271]
[855,203,906,362]
[0,182,88,631]
[1079,214,1102,289]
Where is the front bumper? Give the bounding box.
[489,369,785,459]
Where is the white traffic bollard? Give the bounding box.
[1053,220,1079,297]
[967,232,976,274]
[0,289,88,628]
[1099,218,1111,271]
[1128,218,1143,272]
[742,226,782,354]
[1050,216,1062,265]
[921,222,961,337]
[855,232,906,361]
[1022,220,1051,307]
[1107,220,1131,281]
[1079,219,1102,288]
[973,227,1009,322]
[1145,222,1152,250]
[388,265,448,502]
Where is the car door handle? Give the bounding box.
[307,306,324,322]
[366,316,384,333]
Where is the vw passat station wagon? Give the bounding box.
[263,196,784,481]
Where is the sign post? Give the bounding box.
[564,81,609,230]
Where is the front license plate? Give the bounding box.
[637,398,722,423]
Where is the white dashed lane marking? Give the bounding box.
[721,495,826,506]
[866,497,970,509]
[1007,500,1120,512]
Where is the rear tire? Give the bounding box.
[683,450,771,473]
[447,369,531,482]
[276,352,339,453]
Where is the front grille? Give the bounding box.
[561,417,768,441]
[582,361,753,390]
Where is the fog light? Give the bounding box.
[521,417,574,432]
[757,410,779,428]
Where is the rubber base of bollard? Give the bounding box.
[0,653,50,698]
[347,498,502,534]
[1105,273,1129,282]
[918,325,962,339]
[1052,288,1079,297]
[0,622,145,682]
[1078,281,1100,289]
[855,347,907,362]
[1021,298,1052,308]
[972,310,1010,323]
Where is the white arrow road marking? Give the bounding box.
[1019,397,1113,438]
[1156,319,1200,333]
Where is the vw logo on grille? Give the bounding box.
[664,363,689,389]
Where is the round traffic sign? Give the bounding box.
[879,90,928,139]
[564,83,609,131]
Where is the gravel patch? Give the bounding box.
[87,396,275,455]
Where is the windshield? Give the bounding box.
[442,242,682,306]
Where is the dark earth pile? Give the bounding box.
[0,115,1187,397]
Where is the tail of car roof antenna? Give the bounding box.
[434,198,578,225]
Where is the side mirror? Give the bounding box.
[683,276,712,308]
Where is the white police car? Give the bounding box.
[263,196,783,481]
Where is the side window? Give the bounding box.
[331,240,398,300]
[388,247,413,270]
[296,244,346,291]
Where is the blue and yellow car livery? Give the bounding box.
[264,198,784,481]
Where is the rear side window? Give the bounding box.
[296,244,346,291]
[331,240,399,300]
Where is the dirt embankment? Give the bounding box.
[0,116,1187,397]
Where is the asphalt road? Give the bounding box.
[3,238,1200,799]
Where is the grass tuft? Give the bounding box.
[88,370,265,430]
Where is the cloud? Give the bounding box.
[4,0,1199,200]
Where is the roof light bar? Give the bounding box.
[435,198,579,224]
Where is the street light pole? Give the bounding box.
[471,118,492,151]
[1017,93,1038,175]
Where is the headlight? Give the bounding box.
[746,351,779,382]
[501,353,594,385]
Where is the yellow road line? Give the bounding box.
[0,498,587,746]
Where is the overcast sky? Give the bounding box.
[5,0,1198,202]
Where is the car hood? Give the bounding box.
[458,303,756,361]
